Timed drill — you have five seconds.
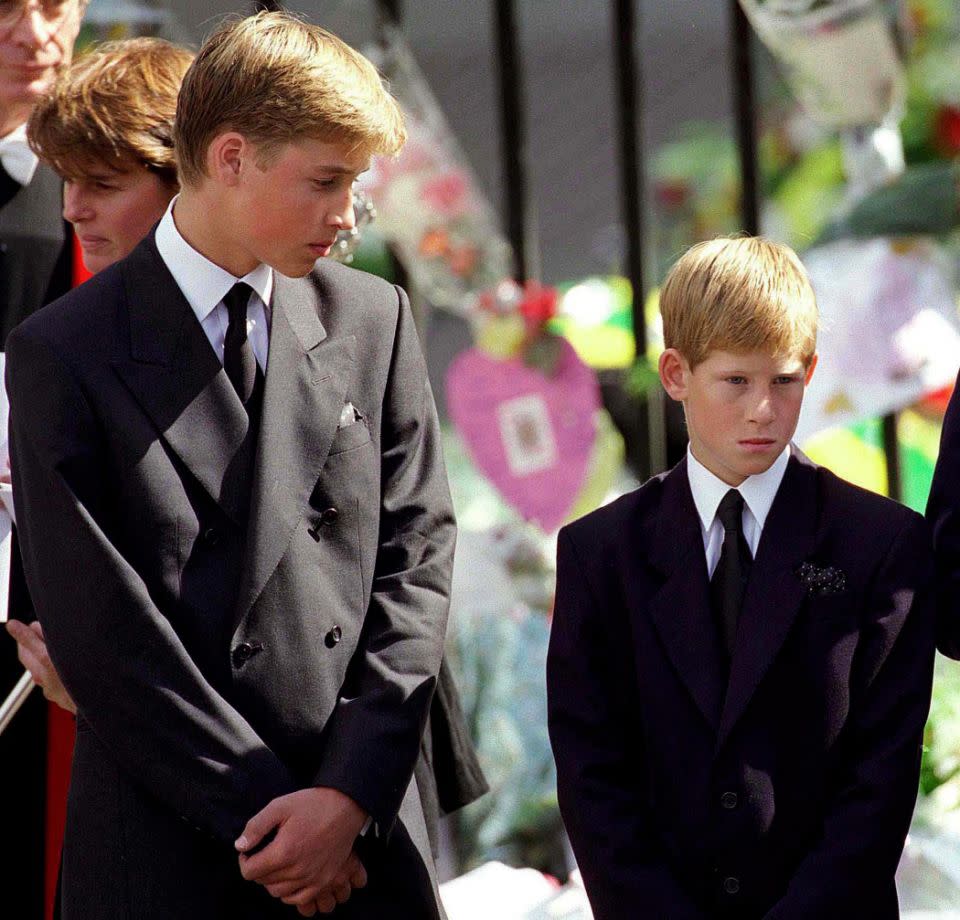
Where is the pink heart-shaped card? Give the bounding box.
[446,338,600,531]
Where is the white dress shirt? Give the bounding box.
[0,124,39,186]
[154,197,272,371]
[686,446,790,578]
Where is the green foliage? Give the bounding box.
[626,356,662,398]
[920,656,960,798]
[773,142,846,245]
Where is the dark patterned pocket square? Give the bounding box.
[796,561,847,596]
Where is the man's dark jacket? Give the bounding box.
[548,448,934,920]
[6,234,456,919]
[0,159,72,919]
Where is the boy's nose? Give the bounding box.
[62,186,90,223]
[751,392,776,424]
[328,188,356,233]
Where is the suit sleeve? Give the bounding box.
[547,526,710,920]
[311,286,456,834]
[926,371,960,657]
[6,327,297,845]
[763,514,935,920]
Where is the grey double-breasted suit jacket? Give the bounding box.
[6,233,456,919]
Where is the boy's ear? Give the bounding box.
[659,348,689,402]
[804,353,818,386]
[206,132,246,187]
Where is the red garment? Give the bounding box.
[41,233,88,920]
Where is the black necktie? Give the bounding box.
[710,489,752,659]
[222,282,259,405]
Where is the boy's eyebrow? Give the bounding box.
[70,168,125,182]
[713,366,804,376]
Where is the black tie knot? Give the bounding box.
[716,489,744,534]
[223,282,253,328]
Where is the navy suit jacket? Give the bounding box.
[548,448,934,920]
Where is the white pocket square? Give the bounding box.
[338,401,360,429]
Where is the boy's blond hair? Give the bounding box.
[27,37,193,187]
[660,236,818,369]
[174,11,406,188]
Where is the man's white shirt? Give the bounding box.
[0,124,39,187]
[155,197,272,372]
[686,446,790,578]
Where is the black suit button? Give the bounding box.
[202,527,220,546]
[723,877,740,895]
[720,792,738,810]
[325,626,342,648]
[321,507,339,526]
[232,642,262,667]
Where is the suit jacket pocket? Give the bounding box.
[801,593,860,673]
[807,592,855,620]
[327,417,371,456]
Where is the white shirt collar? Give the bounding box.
[154,196,273,321]
[0,124,39,187]
[686,445,790,537]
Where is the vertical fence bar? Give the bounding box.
[613,0,646,357]
[882,414,902,502]
[377,0,402,27]
[612,0,665,476]
[493,0,536,282]
[730,0,760,236]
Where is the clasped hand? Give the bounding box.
[4,621,369,915]
[236,786,369,916]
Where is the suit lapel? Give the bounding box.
[110,235,251,525]
[641,459,726,733]
[0,162,21,208]
[717,447,818,747]
[232,272,356,630]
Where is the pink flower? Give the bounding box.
[421,172,468,216]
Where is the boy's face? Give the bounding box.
[659,347,817,487]
[224,136,366,278]
[63,164,175,274]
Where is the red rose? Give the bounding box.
[519,281,558,327]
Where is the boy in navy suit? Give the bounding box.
[547,237,935,919]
